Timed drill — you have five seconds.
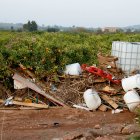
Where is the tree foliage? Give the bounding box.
[23,21,38,32]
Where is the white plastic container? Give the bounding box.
[65,63,82,75]
[83,89,101,110]
[124,90,140,112]
[122,74,140,92]
[112,41,140,75]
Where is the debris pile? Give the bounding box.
[1,54,140,112]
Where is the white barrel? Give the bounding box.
[124,90,140,112]
[83,89,101,110]
[122,74,140,92]
[65,63,82,76]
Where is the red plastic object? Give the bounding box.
[81,64,121,84]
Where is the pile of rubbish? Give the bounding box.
[1,53,140,113]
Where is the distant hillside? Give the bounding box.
[123,24,140,31]
[0,23,23,30]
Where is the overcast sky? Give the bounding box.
[0,0,140,27]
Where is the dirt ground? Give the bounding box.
[0,107,139,140]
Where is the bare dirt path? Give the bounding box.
[0,107,139,140]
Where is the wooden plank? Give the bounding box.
[13,73,66,107]
[14,97,23,102]
[97,54,118,62]
[13,101,48,108]
[98,54,118,70]
[0,108,20,110]
[0,107,40,110]
[100,95,118,109]
[19,64,36,78]
[19,107,41,110]
[98,104,108,112]
[100,86,118,94]
[0,99,48,109]
[99,62,116,68]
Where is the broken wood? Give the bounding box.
[97,54,119,73]
[100,94,118,109]
[0,107,40,110]
[19,107,41,110]
[19,64,36,79]
[73,104,91,111]
[0,99,49,109]
[13,73,66,107]
[98,86,118,95]
[98,54,118,62]
[87,76,106,84]
[102,86,116,92]
[98,104,108,112]
[14,79,27,89]
[0,107,20,110]
[14,97,23,102]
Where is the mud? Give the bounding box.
[0,107,139,140]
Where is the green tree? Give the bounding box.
[23,21,38,32]
[30,21,38,31]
